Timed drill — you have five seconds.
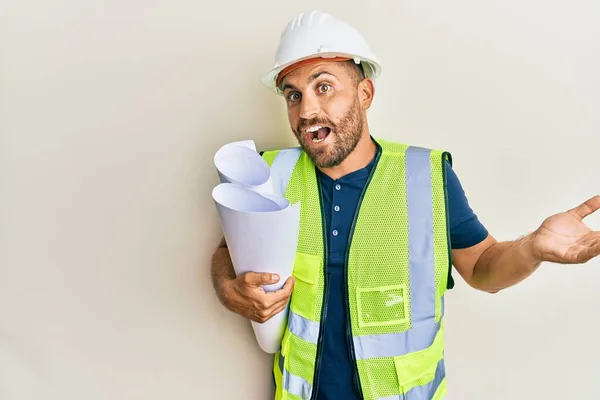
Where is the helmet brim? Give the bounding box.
[261,52,382,94]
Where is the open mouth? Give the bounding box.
[305,125,331,144]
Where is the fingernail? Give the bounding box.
[271,274,279,281]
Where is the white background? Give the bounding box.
[1,0,599,399]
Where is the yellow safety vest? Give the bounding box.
[261,138,452,400]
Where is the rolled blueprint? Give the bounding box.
[213,140,274,195]
[212,140,300,353]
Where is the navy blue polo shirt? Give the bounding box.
[314,142,488,399]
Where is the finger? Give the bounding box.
[578,232,600,246]
[255,277,295,309]
[265,276,295,300]
[257,300,290,323]
[265,287,294,308]
[569,236,600,263]
[577,243,600,263]
[241,271,280,287]
[569,195,600,220]
[268,301,290,319]
[254,301,286,323]
[242,276,293,313]
[251,310,269,323]
[270,296,292,313]
[583,238,600,261]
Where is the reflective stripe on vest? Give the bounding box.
[406,146,437,325]
[269,147,302,196]
[278,352,312,399]
[290,308,441,359]
[288,310,319,344]
[283,369,313,399]
[353,319,440,360]
[377,359,446,400]
[278,351,315,398]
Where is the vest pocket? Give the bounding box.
[393,322,444,393]
[356,284,409,328]
[290,252,321,320]
[292,252,320,284]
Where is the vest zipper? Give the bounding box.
[344,148,382,399]
[310,173,330,400]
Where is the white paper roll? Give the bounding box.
[214,141,274,195]
[212,140,301,353]
[212,183,300,292]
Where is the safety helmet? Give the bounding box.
[261,11,382,94]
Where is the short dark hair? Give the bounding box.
[343,60,366,86]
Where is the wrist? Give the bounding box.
[521,231,543,266]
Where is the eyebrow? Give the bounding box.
[281,70,337,92]
[310,70,336,82]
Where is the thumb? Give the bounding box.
[241,272,280,287]
[568,195,600,220]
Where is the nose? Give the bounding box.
[299,92,320,120]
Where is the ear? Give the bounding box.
[358,78,375,110]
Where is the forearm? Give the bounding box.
[472,233,542,292]
[211,238,236,305]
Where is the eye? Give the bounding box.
[287,92,301,102]
[318,83,332,93]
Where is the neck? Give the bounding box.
[319,131,377,180]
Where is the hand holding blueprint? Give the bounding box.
[212,140,300,353]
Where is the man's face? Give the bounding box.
[279,60,368,169]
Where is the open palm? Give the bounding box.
[533,195,600,264]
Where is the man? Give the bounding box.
[211,11,600,400]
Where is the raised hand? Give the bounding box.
[532,195,600,264]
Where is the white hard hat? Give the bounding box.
[261,11,382,94]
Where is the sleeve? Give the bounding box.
[445,161,489,249]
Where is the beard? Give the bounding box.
[292,95,364,169]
